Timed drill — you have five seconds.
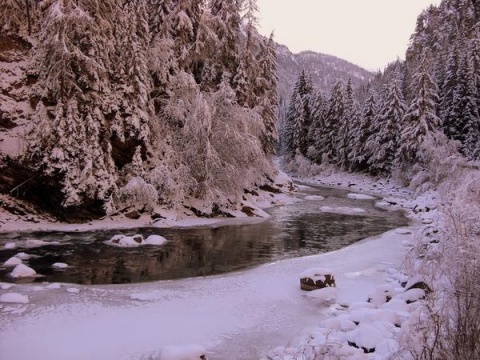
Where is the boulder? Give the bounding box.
[300,267,335,291]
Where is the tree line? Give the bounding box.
[281,0,479,178]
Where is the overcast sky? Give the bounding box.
[257,0,441,71]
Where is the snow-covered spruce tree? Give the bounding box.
[397,57,443,167]
[318,80,346,164]
[338,78,361,170]
[28,0,120,210]
[255,32,279,155]
[306,89,327,163]
[282,70,314,158]
[366,75,406,174]
[440,42,463,141]
[203,0,241,89]
[348,89,377,171]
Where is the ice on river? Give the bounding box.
[0,226,413,360]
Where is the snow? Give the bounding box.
[0,223,415,360]
[0,293,29,304]
[144,235,168,245]
[10,264,36,278]
[52,262,69,269]
[157,345,208,360]
[318,205,366,215]
[3,256,22,267]
[0,169,436,360]
[104,234,168,247]
[347,193,376,200]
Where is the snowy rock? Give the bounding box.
[3,256,22,267]
[404,277,432,293]
[66,288,79,294]
[0,293,29,304]
[10,264,36,278]
[347,193,375,200]
[346,323,383,352]
[52,262,69,269]
[15,252,32,260]
[306,286,337,304]
[159,344,208,360]
[367,284,396,306]
[4,242,16,250]
[145,235,167,245]
[300,268,335,291]
[106,234,145,247]
[403,288,426,304]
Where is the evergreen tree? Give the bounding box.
[366,77,406,174]
[256,33,279,155]
[397,58,442,165]
[349,89,377,171]
[319,80,346,163]
[338,79,360,170]
[306,90,327,163]
[282,70,314,157]
[458,51,480,158]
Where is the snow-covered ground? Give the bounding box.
[0,170,439,360]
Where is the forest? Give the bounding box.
[0,0,278,220]
[281,0,479,185]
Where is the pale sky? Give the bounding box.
[257,0,441,71]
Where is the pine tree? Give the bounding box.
[282,70,314,157]
[319,80,346,164]
[338,79,360,170]
[397,58,442,165]
[366,76,406,174]
[349,89,377,171]
[256,33,279,155]
[458,51,480,158]
[306,90,327,163]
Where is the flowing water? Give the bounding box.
[0,184,407,285]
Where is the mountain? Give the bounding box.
[276,44,375,101]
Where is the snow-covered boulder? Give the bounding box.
[159,344,208,360]
[145,235,167,245]
[10,264,36,278]
[52,262,69,269]
[403,288,426,304]
[300,268,336,291]
[106,234,143,247]
[3,256,22,267]
[0,292,29,304]
[106,234,167,247]
[367,284,396,306]
[4,242,16,250]
[15,252,32,260]
[346,323,384,353]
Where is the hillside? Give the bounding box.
[276,43,374,102]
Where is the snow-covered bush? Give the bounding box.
[399,169,480,360]
[114,177,158,213]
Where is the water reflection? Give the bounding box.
[0,185,407,285]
